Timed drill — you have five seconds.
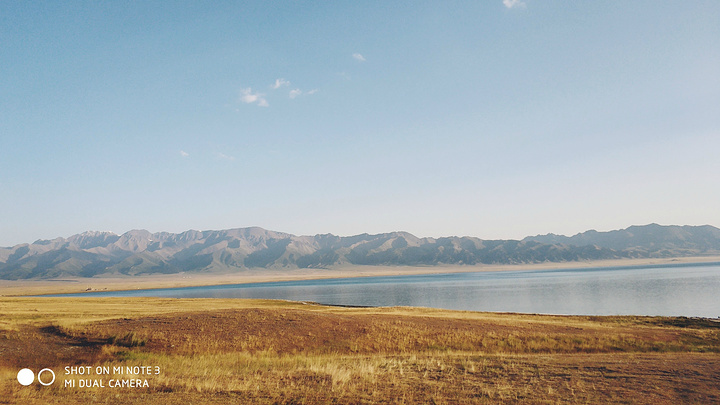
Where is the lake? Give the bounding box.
[50,262,720,317]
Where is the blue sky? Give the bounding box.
[1,1,719,246]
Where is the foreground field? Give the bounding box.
[1,298,719,404]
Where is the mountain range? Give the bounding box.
[1,224,719,280]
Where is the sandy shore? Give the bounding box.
[2,255,719,296]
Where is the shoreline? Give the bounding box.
[2,255,719,297]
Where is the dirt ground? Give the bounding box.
[1,299,719,403]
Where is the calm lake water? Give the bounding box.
[51,263,720,317]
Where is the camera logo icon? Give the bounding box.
[17,368,55,386]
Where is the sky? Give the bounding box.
[1,1,719,246]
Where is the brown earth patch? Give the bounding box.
[1,299,719,404]
[63,308,720,356]
[0,326,110,370]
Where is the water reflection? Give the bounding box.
[50,264,720,317]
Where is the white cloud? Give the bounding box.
[352,53,366,62]
[272,78,290,89]
[289,89,302,99]
[180,150,189,157]
[216,152,235,161]
[503,0,526,9]
[241,82,317,104]
[240,87,269,107]
[289,88,318,99]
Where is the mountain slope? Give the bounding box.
[1,224,719,279]
[523,224,720,257]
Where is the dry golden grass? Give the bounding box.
[1,297,719,404]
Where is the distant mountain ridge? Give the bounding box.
[522,224,720,256]
[1,224,719,280]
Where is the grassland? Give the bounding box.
[1,297,719,404]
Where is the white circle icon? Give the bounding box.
[38,368,56,386]
[17,368,34,386]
